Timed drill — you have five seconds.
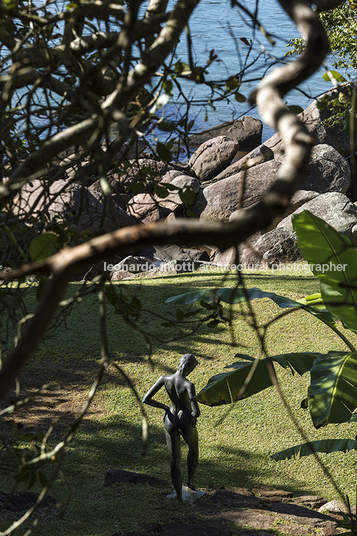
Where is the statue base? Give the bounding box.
[166,486,206,504]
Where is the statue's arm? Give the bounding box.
[188,382,200,419]
[142,376,169,411]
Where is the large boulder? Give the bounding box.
[211,144,274,183]
[240,228,303,267]
[14,179,134,233]
[265,84,357,158]
[156,174,201,212]
[188,116,263,152]
[197,144,350,222]
[188,136,239,181]
[153,244,210,263]
[90,158,174,195]
[278,191,357,245]
[127,193,164,223]
[300,84,357,158]
[299,144,350,193]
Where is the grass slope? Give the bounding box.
[1,265,357,535]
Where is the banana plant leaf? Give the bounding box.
[196,352,320,406]
[293,211,357,332]
[308,351,357,427]
[165,287,336,327]
[272,438,357,461]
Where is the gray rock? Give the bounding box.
[188,115,263,152]
[318,500,353,514]
[198,160,279,221]
[212,144,274,183]
[156,175,200,211]
[198,144,350,222]
[153,244,210,263]
[277,191,357,245]
[240,228,303,267]
[300,84,357,157]
[268,190,320,230]
[90,158,173,195]
[265,83,357,158]
[189,136,239,181]
[127,193,163,223]
[112,255,155,274]
[160,169,185,183]
[302,144,350,194]
[14,179,134,233]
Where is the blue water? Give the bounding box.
[147,0,344,143]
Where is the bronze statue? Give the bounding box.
[143,354,200,501]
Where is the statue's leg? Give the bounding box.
[182,427,198,490]
[165,429,182,501]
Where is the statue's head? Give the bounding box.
[177,353,198,376]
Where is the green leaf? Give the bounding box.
[179,188,196,206]
[154,184,169,198]
[308,351,357,427]
[293,211,357,332]
[156,141,172,163]
[225,76,239,92]
[196,357,274,406]
[29,233,64,262]
[322,70,347,82]
[196,352,319,406]
[166,287,336,327]
[272,439,357,461]
[239,37,251,46]
[157,121,176,132]
[234,92,246,103]
[287,105,304,114]
[162,80,173,95]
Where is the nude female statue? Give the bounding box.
[142,354,200,501]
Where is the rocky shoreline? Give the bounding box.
[10,84,357,279]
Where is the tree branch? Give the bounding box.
[0,0,344,403]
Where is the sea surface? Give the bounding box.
[148,0,346,142]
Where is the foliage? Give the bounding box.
[287,2,357,71]
[168,212,357,444]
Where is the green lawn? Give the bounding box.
[1,265,357,535]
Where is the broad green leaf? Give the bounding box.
[196,352,319,406]
[196,357,274,406]
[293,211,357,332]
[272,438,357,461]
[166,287,336,327]
[156,142,172,164]
[308,351,357,427]
[29,233,64,262]
[272,352,320,376]
[322,70,347,82]
[287,105,304,114]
